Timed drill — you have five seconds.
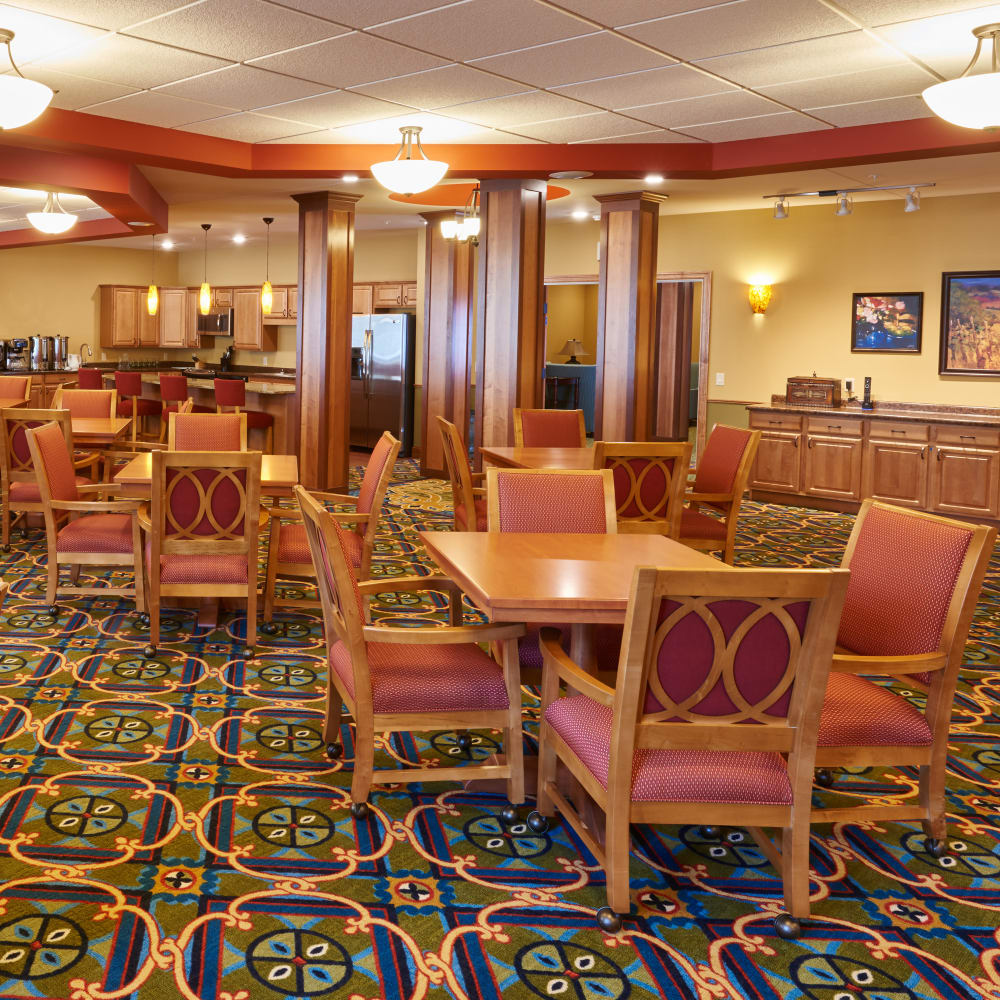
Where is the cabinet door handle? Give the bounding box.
[937,449,943,461]
[960,434,975,440]
[920,446,926,459]
[891,428,905,434]
[807,438,813,448]
[793,437,798,448]
[827,424,841,429]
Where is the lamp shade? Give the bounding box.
[923,74,1000,130]
[261,280,272,314]
[371,156,448,195]
[26,192,75,234]
[748,284,773,314]
[147,284,159,316]
[199,283,211,316]
[0,73,52,130]
[558,338,588,361]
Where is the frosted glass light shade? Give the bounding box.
[440,218,458,239]
[199,283,211,316]
[26,192,75,234]
[261,280,272,314]
[923,74,1000,130]
[0,74,53,129]
[371,156,447,195]
[462,215,481,238]
[147,284,159,316]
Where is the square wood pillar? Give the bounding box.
[595,191,667,441]
[420,209,475,476]
[474,178,547,458]
[292,190,361,490]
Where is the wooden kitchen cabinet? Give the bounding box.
[100,286,141,348]
[929,425,1000,518]
[212,287,234,310]
[158,287,188,348]
[288,285,297,319]
[374,282,403,308]
[353,284,373,315]
[261,285,299,324]
[804,433,863,501]
[233,288,278,352]
[752,432,802,493]
[864,440,928,508]
[185,289,200,347]
[402,282,418,307]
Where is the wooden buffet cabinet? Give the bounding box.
[748,399,1000,522]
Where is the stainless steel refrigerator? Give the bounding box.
[350,313,415,456]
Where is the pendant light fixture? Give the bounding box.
[147,234,159,316]
[261,216,274,315]
[440,184,480,245]
[371,126,448,195]
[26,192,76,234]
[199,223,212,316]
[0,29,54,130]
[923,24,1000,130]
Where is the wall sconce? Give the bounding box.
[748,284,773,314]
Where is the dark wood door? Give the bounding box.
[804,434,862,500]
[929,446,1000,518]
[863,439,928,508]
[752,432,801,493]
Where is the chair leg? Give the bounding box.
[133,556,147,616]
[68,563,81,584]
[919,761,948,850]
[263,521,281,622]
[245,576,257,655]
[46,555,59,606]
[776,814,811,937]
[351,728,374,810]
[324,684,343,746]
[265,424,273,455]
[1,501,9,550]
[535,727,558,818]
[147,599,160,655]
[604,800,632,919]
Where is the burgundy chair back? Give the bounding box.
[515,408,586,448]
[114,371,143,396]
[487,469,616,533]
[356,432,397,516]
[76,369,104,390]
[163,465,248,540]
[215,378,247,409]
[693,425,754,495]
[160,373,188,404]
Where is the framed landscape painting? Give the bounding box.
[940,271,1000,375]
[851,293,923,353]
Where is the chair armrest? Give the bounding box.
[267,507,303,524]
[311,491,358,507]
[330,511,370,525]
[50,499,142,513]
[471,486,486,497]
[356,574,461,598]
[831,651,948,676]
[684,490,732,503]
[76,483,130,497]
[470,472,486,485]
[538,627,615,707]
[363,622,525,645]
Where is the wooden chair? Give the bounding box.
[0,375,31,403]
[530,565,849,935]
[593,440,693,537]
[436,415,485,531]
[0,407,97,551]
[114,370,161,443]
[812,500,995,856]
[513,407,586,447]
[144,450,262,657]
[26,420,146,613]
[679,424,761,564]
[296,484,526,820]
[486,468,617,534]
[159,374,211,443]
[215,377,274,453]
[168,411,247,451]
[75,368,105,390]
[263,431,400,622]
[50,386,118,480]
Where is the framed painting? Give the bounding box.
[940,271,1000,376]
[851,293,923,353]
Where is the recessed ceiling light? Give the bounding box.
[644,174,664,184]
[161,239,174,250]
[128,220,154,227]
[550,171,592,180]
[233,233,246,244]
[342,174,359,183]
[571,209,589,220]
[591,214,600,221]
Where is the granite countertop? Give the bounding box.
[748,398,1000,428]
[136,372,296,396]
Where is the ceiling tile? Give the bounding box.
[621,0,855,61]
[468,32,673,89]
[32,34,232,88]
[574,128,699,143]
[125,0,349,62]
[512,110,666,142]
[180,111,314,141]
[835,0,995,26]
[257,90,408,127]
[694,31,906,88]
[259,0,458,29]
[353,64,530,109]
[678,110,830,141]
[154,65,332,110]
[0,3,106,61]
[247,31,449,87]
[1,67,139,109]
[554,64,733,110]
[807,94,933,126]
[758,64,937,109]
[875,7,1000,77]
[546,0,736,27]
[368,0,592,61]
[436,90,598,127]
[627,90,783,128]
[79,90,237,126]
[0,0,194,31]
[326,110,505,142]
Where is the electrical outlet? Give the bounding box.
[845,377,855,394]
[715,372,725,386]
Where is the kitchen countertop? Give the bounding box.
[136,372,296,396]
[748,398,1000,428]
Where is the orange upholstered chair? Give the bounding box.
[26,420,146,613]
[486,468,617,534]
[296,484,526,820]
[530,565,849,935]
[75,368,104,390]
[263,431,400,622]
[0,375,31,403]
[593,440,693,537]
[144,450,262,657]
[437,416,485,531]
[49,387,116,480]
[215,377,274,453]
[678,423,761,564]
[812,500,995,856]
[114,371,161,442]
[513,407,586,447]
[168,411,247,451]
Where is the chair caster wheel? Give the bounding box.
[500,805,519,826]
[925,837,948,858]
[144,645,157,658]
[1,544,9,553]
[136,613,149,627]
[456,731,473,751]
[815,768,835,788]
[242,647,255,659]
[326,742,343,759]
[699,826,720,839]
[773,914,802,940]
[350,801,369,819]
[48,605,60,617]
[596,907,622,933]
[527,811,550,834]
[261,622,278,635]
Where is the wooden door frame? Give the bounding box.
[544,270,712,454]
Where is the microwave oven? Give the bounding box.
[197,308,233,336]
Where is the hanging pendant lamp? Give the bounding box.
[371,126,448,195]
[147,234,159,316]
[0,29,54,130]
[261,216,274,314]
[26,192,76,234]
[199,223,212,316]
[923,24,1000,130]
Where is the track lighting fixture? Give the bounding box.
[773,197,788,220]
[904,187,920,213]
[835,192,853,217]
[765,182,935,218]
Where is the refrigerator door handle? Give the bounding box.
[364,329,373,397]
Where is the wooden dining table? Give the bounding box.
[479,446,595,470]
[114,452,299,497]
[71,416,133,445]
[0,398,27,410]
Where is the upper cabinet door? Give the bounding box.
[139,294,160,346]
[158,288,187,348]
[213,287,234,310]
[402,282,418,307]
[373,282,403,308]
[287,286,298,319]
[269,286,288,318]
[101,286,139,348]
[353,284,373,315]
[233,287,263,349]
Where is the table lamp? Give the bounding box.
[557,339,588,364]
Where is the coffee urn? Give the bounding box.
[29,336,54,370]
[53,336,68,370]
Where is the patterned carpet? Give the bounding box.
[0,457,998,1000]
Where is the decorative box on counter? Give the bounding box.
[786,376,842,408]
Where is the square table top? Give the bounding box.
[0,398,27,409]
[419,531,725,624]
[71,416,132,443]
[114,452,299,489]
[479,446,594,470]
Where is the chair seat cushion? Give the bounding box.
[818,672,933,747]
[153,553,249,585]
[10,476,89,502]
[245,409,274,429]
[57,513,134,554]
[679,506,727,540]
[118,398,162,416]
[278,522,360,568]
[545,694,793,804]
[455,497,487,531]
[330,637,509,715]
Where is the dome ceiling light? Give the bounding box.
[0,28,54,130]
[371,126,448,195]
[923,24,1000,130]
[26,192,76,234]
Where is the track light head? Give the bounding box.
[773,197,788,220]
[835,192,853,217]
[904,187,920,213]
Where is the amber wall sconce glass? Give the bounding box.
[748,284,773,314]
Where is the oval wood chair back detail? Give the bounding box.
[168,411,247,451]
[25,419,146,613]
[812,499,996,857]
[215,377,274,453]
[145,449,263,657]
[513,407,586,448]
[75,368,105,390]
[592,440,693,538]
[679,423,761,564]
[486,468,618,534]
[436,415,484,531]
[114,370,162,443]
[295,484,526,820]
[0,375,31,403]
[532,564,850,935]
[263,431,400,623]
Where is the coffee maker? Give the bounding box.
[5,339,29,371]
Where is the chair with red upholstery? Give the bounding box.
[530,565,849,935]
[145,450,262,658]
[295,484,526,820]
[114,371,162,443]
[26,420,146,613]
[263,431,400,623]
[513,407,586,448]
[437,416,484,531]
[158,374,208,442]
[49,387,117,480]
[0,375,31,403]
[487,468,617,534]
[678,423,761,564]
[168,411,247,451]
[593,440,693,537]
[75,368,105,390]
[215,378,274,453]
[812,499,995,857]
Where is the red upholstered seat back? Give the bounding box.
[837,504,973,656]
[214,378,246,408]
[159,374,188,403]
[357,433,395,515]
[163,466,247,540]
[31,421,79,502]
[60,389,114,418]
[604,456,677,521]
[75,369,104,390]
[0,375,29,398]
[518,409,584,447]
[6,419,45,472]
[114,371,142,396]
[694,424,753,495]
[494,470,609,533]
[173,413,242,450]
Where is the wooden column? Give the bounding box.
[653,280,695,440]
[474,178,546,458]
[292,190,361,491]
[420,210,475,476]
[595,191,667,441]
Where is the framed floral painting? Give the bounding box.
[939,271,1000,375]
[851,293,923,353]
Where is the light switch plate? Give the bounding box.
[715,372,725,386]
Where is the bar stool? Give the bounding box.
[158,374,210,442]
[115,371,161,443]
[214,378,273,453]
[77,368,105,390]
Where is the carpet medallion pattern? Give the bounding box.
[0,459,996,999]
